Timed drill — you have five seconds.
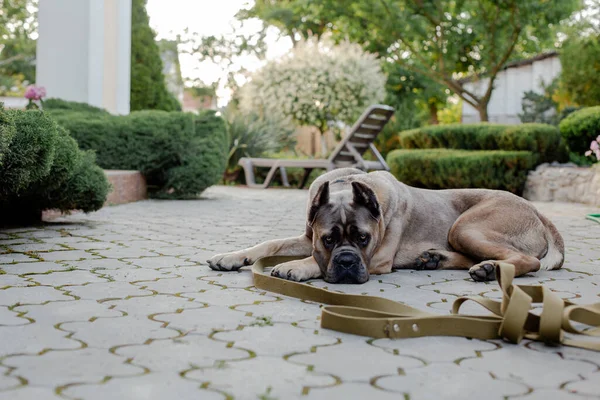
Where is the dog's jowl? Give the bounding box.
[208,168,564,284]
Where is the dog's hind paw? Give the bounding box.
[414,250,444,270]
[207,252,252,271]
[469,262,497,282]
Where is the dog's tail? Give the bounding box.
[538,213,565,271]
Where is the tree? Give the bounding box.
[0,0,37,95]
[560,33,600,107]
[130,0,181,111]
[238,37,386,155]
[296,0,579,121]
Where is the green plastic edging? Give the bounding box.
[586,214,600,224]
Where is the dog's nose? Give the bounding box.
[334,252,360,270]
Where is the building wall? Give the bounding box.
[36,0,132,114]
[462,55,561,124]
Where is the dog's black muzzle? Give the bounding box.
[327,251,368,284]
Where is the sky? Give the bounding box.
[146,0,292,105]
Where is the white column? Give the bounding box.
[36,0,132,115]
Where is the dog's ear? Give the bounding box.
[308,181,329,225]
[352,181,380,221]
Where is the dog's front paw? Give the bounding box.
[469,262,497,282]
[270,261,320,282]
[207,252,252,271]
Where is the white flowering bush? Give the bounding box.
[239,37,386,141]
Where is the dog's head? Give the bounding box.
[307,180,382,284]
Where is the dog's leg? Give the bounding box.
[414,249,475,270]
[207,234,312,271]
[449,230,541,282]
[271,256,322,282]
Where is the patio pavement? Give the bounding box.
[0,185,599,400]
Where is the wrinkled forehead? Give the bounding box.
[315,191,375,233]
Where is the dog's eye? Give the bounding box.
[358,233,369,246]
[324,236,333,244]
[359,233,367,241]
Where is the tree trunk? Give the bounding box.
[428,103,439,125]
[477,105,489,122]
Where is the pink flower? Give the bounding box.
[24,85,46,101]
[592,140,599,151]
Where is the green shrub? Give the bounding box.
[49,109,228,198]
[43,98,110,114]
[0,110,57,197]
[387,149,537,194]
[0,109,109,225]
[398,123,566,162]
[559,106,600,164]
[0,104,16,167]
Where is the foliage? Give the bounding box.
[225,112,296,174]
[276,0,580,121]
[560,33,600,107]
[398,123,567,162]
[0,104,16,167]
[387,149,537,194]
[42,98,110,114]
[130,0,181,112]
[0,0,37,85]
[49,109,228,199]
[0,108,109,224]
[519,79,561,125]
[239,36,386,140]
[0,109,57,197]
[438,100,463,125]
[559,106,600,164]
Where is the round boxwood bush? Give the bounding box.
[0,110,58,197]
[0,109,110,225]
[43,98,110,114]
[0,104,16,167]
[559,106,600,157]
[387,149,537,194]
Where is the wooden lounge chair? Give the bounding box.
[238,104,395,189]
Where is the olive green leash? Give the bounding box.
[252,256,600,351]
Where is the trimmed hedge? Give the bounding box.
[559,106,600,158]
[398,123,567,162]
[0,108,110,225]
[43,98,110,114]
[49,109,228,199]
[387,149,537,194]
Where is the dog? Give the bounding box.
[208,168,564,284]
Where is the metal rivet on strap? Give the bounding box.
[412,324,419,332]
[393,323,400,332]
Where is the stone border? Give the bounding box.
[523,163,600,207]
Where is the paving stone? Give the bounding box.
[0,253,38,263]
[14,300,120,326]
[214,324,338,357]
[305,382,402,400]
[0,186,598,399]
[62,317,179,348]
[186,356,335,399]
[37,250,100,262]
[4,349,142,387]
[116,335,248,371]
[63,374,224,400]
[0,323,80,355]
[65,281,153,301]
[1,261,73,275]
[375,363,529,399]
[0,286,72,306]
[31,270,109,287]
[290,340,424,381]
[0,387,63,400]
[460,345,597,389]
